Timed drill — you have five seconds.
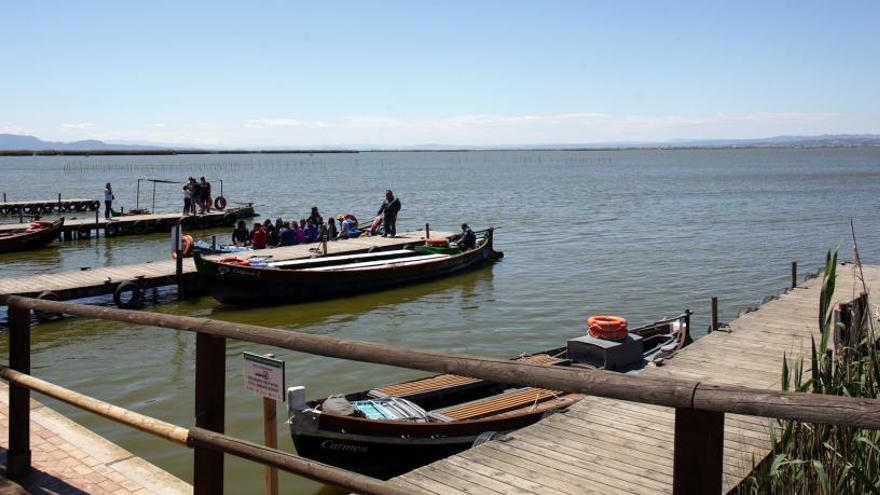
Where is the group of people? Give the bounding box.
[230,190,404,250]
[233,206,327,249]
[183,177,213,215]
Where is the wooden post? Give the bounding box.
[322,235,328,256]
[791,261,797,289]
[57,193,61,208]
[7,304,32,477]
[95,207,99,233]
[425,223,430,239]
[263,354,279,495]
[212,235,217,253]
[194,333,226,495]
[2,192,6,202]
[710,297,718,333]
[673,408,724,494]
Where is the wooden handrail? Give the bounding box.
[8,295,880,429]
[0,365,414,495]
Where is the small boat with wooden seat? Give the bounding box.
[193,228,501,305]
[286,311,691,478]
[0,218,64,253]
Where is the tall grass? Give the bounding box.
[742,250,880,494]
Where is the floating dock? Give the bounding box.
[394,262,872,494]
[0,207,256,240]
[0,230,450,306]
[0,382,190,494]
[0,198,99,216]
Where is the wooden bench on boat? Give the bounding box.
[428,387,563,422]
[367,354,565,401]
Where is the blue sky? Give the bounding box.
[1,1,878,146]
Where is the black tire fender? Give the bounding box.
[34,291,62,321]
[104,222,119,237]
[113,280,143,309]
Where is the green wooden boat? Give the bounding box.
[194,228,501,305]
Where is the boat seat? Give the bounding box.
[428,387,561,422]
[367,354,564,401]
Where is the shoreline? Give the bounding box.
[1,145,879,157]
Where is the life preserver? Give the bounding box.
[587,316,628,340]
[214,196,227,210]
[172,235,194,258]
[219,256,250,266]
[370,215,383,235]
[426,238,450,247]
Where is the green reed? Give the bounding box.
[742,250,880,494]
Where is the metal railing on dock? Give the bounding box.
[3,296,880,494]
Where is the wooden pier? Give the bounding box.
[0,206,256,240]
[0,230,449,306]
[394,262,876,494]
[0,198,98,216]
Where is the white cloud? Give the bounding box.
[0,123,28,134]
[59,122,96,132]
[238,111,838,145]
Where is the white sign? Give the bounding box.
[171,224,182,252]
[243,352,286,401]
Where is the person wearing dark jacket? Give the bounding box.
[232,220,250,246]
[451,223,477,250]
[377,189,401,237]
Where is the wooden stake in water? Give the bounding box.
[262,353,279,495]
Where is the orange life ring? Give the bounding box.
[219,256,250,266]
[587,315,628,340]
[172,235,194,259]
[370,215,383,235]
[214,196,227,210]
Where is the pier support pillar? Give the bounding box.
[194,333,226,494]
[673,408,724,495]
[7,305,32,478]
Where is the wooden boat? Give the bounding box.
[0,218,64,253]
[193,228,502,305]
[287,312,692,479]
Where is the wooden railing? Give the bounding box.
[4,295,880,494]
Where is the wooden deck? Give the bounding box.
[0,230,450,305]
[0,207,256,240]
[394,262,874,494]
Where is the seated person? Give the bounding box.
[251,223,267,249]
[304,219,318,243]
[451,223,477,250]
[293,222,306,244]
[337,213,360,239]
[279,221,297,246]
[327,217,338,240]
[232,220,250,246]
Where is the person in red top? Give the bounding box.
[251,223,267,249]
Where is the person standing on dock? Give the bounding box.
[199,177,212,214]
[309,206,323,226]
[182,181,193,215]
[377,190,401,237]
[190,178,202,214]
[103,183,114,219]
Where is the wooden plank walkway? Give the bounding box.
[0,207,256,239]
[395,262,875,494]
[0,230,449,304]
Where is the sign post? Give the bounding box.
[243,352,285,495]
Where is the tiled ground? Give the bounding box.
[0,383,191,494]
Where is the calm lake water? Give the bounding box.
[1,148,880,493]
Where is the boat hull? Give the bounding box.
[0,219,64,253]
[195,233,498,305]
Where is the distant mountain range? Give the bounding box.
[1,133,879,152]
[0,134,162,151]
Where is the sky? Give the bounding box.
[1,1,878,147]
